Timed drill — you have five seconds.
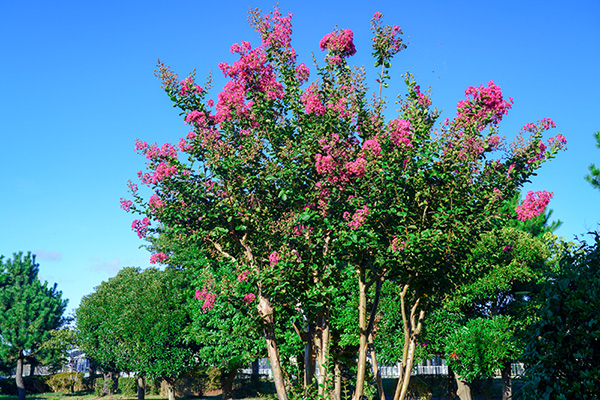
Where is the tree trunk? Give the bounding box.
[257,289,288,400]
[137,376,146,400]
[220,367,237,400]
[332,361,342,400]
[101,371,116,396]
[316,310,331,398]
[304,322,315,389]
[353,264,369,400]
[501,361,512,400]
[166,380,176,400]
[455,376,472,400]
[369,333,385,400]
[392,285,424,400]
[16,350,25,400]
[251,359,260,388]
[447,365,457,400]
[29,358,37,377]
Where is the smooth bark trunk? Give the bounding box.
[332,361,342,400]
[101,371,117,396]
[304,322,315,389]
[137,376,146,400]
[501,361,512,400]
[455,376,472,400]
[447,366,457,399]
[352,264,368,400]
[166,380,176,400]
[220,368,237,400]
[258,290,288,400]
[16,351,25,400]
[392,284,424,400]
[368,333,385,400]
[316,310,331,398]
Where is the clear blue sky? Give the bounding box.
[1,0,599,313]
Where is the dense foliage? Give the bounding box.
[0,252,67,400]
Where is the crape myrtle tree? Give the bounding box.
[123,8,566,400]
[0,252,67,400]
[76,267,198,400]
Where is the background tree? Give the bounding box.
[585,131,600,189]
[77,267,198,400]
[521,233,600,399]
[0,252,67,400]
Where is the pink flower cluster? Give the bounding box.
[120,199,133,212]
[179,77,203,96]
[145,143,178,160]
[238,270,250,283]
[150,252,169,264]
[413,85,432,108]
[391,236,407,252]
[131,217,150,238]
[319,29,356,58]
[345,157,367,178]
[515,190,553,221]
[455,81,513,130]
[300,84,326,115]
[388,119,413,148]
[295,63,310,84]
[257,9,294,54]
[522,118,556,134]
[269,251,281,267]
[148,194,165,212]
[243,292,256,305]
[195,287,217,313]
[362,139,382,157]
[348,205,369,230]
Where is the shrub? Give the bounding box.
[45,372,84,393]
[118,377,137,396]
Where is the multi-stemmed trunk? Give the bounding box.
[257,287,288,400]
[392,284,425,400]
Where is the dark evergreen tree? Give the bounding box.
[0,252,67,400]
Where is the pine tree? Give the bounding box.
[0,252,67,400]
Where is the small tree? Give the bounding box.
[77,267,198,400]
[0,252,67,400]
[585,131,600,189]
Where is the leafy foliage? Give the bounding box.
[585,131,600,190]
[522,233,600,399]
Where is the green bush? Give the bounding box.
[118,377,137,396]
[0,378,16,395]
[44,372,84,393]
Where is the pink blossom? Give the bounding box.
[243,292,256,305]
[320,29,356,58]
[373,12,383,20]
[179,77,202,96]
[238,270,250,283]
[131,217,151,238]
[195,286,217,313]
[269,251,280,267]
[148,194,165,212]
[150,252,169,264]
[315,153,336,174]
[454,81,513,130]
[388,119,412,148]
[345,157,367,178]
[362,139,382,157]
[301,84,326,115]
[391,236,407,252]
[515,190,553,221]
[120,199,133,212]
[295,63,310,84]
[348,205,369,230]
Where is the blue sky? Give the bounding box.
[1,0,599,313]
